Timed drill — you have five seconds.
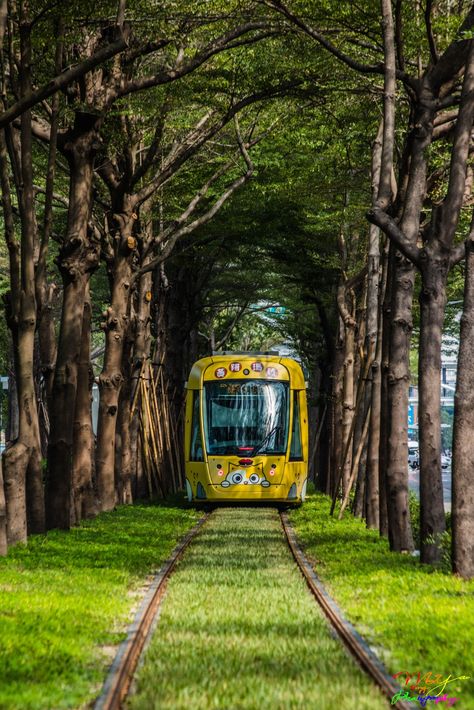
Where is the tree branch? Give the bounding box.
[113,23,275,101]
[367,206,421,265]
[133,133,255,281]
[428,8,474,94]
[376,0,397,209]
[0,26,130,129]
[450,209,474,268]
[264,0,414,88]
[129,95,170,189]
[134,79,300,206]
[215,301,251,350]
[425,0,439,66]
[439,40,474,248]
[450,240,466,268]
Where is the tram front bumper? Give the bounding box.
[189,483,303,503]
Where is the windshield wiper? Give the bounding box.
[250,425,280,457]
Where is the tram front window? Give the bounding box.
[203,380,289,456]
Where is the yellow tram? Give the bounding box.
[184,353,309,503]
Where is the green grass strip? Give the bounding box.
[0,501,200,710]
[129,507,386,709]
[290,492,474,705]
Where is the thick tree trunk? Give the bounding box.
[46,113,100,530]
[47,276,88,529]
[153,265,191,490]
[386,255,414,552]
[2,15,44,539]
[418,250,448,563]
[1,283,43,541]
[452,237,474,578]
[3,443,28,543]
[71,286,97,524]
[96,208,135,511]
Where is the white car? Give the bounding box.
[408,442,419,468]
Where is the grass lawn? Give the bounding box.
[290,492,474,707]
[0,500,200,710]
[129,507,387,710]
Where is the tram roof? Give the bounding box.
[186,354,306,389]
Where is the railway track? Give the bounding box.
[95,507,410,709]
[94,512,210,710]
[279,511,412,710]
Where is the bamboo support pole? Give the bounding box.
[338,404,371,519]
[141,378,164,497]
[309,403,328,480]
[330,341,374,516]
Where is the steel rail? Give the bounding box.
[94,512,211,710]
[280,511,412,710]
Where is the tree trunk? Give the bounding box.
[96,208,136,512]
[0,458,7,555]
[71,285,97,524]
[117,367,133,505]
[329,328,344,497]
[386,254,414,552]
[418,249,448,563]
[37,283,58,420]
[378,240,392,537]
[2,14,44,539]
[366,237,389,529]
[452,236,474,578]
[130,270,153,501]
[341,318,356,495]
[364,221,381,527]
[46,113,100,530]
[6,367,18,443]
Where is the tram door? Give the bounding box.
[285,389,309,500]
[184,389,207,500]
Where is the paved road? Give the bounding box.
[408,466,452,512]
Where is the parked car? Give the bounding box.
[408,441,419,469]
[441,453,451,470]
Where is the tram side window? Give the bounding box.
[190,391,204,461]
[289,391,303,461]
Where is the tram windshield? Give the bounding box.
[203,380,289,456]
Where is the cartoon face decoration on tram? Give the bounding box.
[221,469,271,488]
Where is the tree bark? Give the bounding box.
[365,120,383,527]
[130,269,153,500]
[376,238,391,536]
[386,254,415,552]
[46,112,100,530]
[2,12,44,539]
[418,248,448,562]
[71,284,97,524]
[329,325,344,498]
[96,206,136,511]
[337,286,356,497]
[0,457,7,555]
[452,235,474,578]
